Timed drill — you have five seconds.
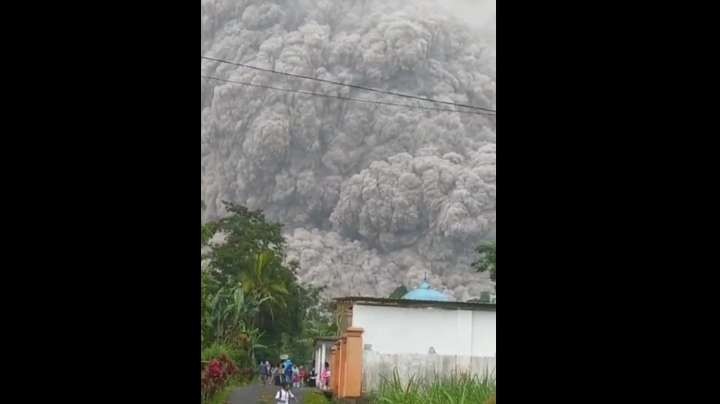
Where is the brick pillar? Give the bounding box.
[342,327,364,398]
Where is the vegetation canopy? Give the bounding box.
[201,202,336,402]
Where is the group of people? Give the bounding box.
[258,359,332,390]
[258,359,310,389]
[258,359,314,404]
[258,358,332,403]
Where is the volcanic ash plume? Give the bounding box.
[202,0,496,300]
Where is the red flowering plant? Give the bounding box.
[208,359,223,378]
[201,353,239,401]
[219,354,238,380]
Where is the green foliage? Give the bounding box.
[201,353,239,402]
[304,391,332,404]
[389,285,408,299]
[201,342,253,369]
[374,370,496,404]
[240,251,289,320]
[207,202,285,280]
[202,274,265,366]
[266,283,338,364]
[201,221,219,248]
[203,382,233,404]
[202,202,336,368]
[471,241,496,283]
[202,343,241,363]
[204,203,299,346]
[203,373,252,404]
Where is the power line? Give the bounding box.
[201,55,496,114]
[201,75,495,116]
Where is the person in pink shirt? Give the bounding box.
[320,362,331,390]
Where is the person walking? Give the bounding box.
[284,359,294,388]
[259,360,268,385]
[280,360,287,384]
[273,363,282,386]
[292,364,300,388]
[275,383,296,404]
[299,366,307,387]
[309,367,317,388]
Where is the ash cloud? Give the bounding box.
[202,0,496,300]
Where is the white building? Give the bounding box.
[329,280,496,393]
[312,337,335,388]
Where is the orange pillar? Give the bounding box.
[338,336,348,397]
[323,345,337,391]
[342,327,364,398]
[331,342,340,393]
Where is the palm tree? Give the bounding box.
[240,251,290,321]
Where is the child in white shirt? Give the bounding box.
[275,383,295,404]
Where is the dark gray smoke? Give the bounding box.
[201,0,496,300]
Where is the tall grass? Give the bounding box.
[373,370,495,404]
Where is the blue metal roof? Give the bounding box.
[402,281,450,302]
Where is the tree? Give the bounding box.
[472,241,496,284]
[388,285,408,299]
[202,202,320,362]
[240,251,289,321]
[479,291,491,303]
[280,283,337,364]
[202,202,338,366]
[203,278,266,365]
[205,202,285,282]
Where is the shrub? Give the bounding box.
[202,343,238,363]
[236,367,255,382]
[201,353,239,402]
[304,391,331,404]
[202,342,253,368]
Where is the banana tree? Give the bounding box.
[236,323,266,365]
[207,282,264,344]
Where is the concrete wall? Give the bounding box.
[363,351,496,392]
[471,311,496,357]
[352,304,496,357]
[351,303,496,392]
